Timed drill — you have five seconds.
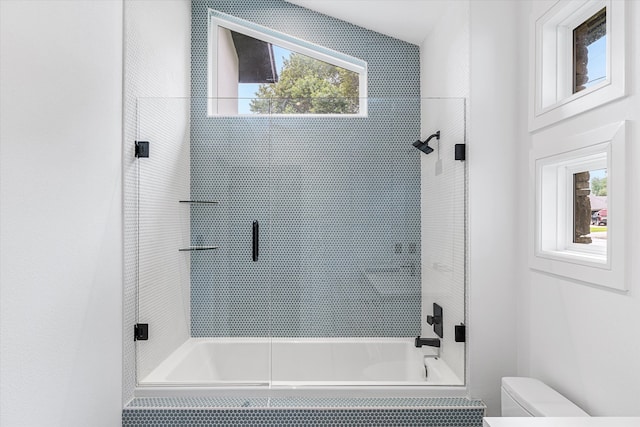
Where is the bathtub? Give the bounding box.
[137,338,464,397]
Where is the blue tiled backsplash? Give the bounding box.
[190,0,422,337]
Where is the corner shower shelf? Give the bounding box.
[179,246,220,252]
[179,200,219,204]
[178,201,219,252]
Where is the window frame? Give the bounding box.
[530,121,627,291]
[536,144,608,266]
[207,9,368,117]
[529,0,625,131]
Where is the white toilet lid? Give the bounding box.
[502,377,589,417]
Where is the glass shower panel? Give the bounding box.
[268,98,421,339]
[420,97,467,384]
[269,98,424,385]
[136,97,194,384]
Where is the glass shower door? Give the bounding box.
[189,115,272,342]
[135,98,273,386]
[134,96,467,388]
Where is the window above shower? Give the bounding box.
[207,10,368,117]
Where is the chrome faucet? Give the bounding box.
[424,351,439,360]
[423,352,439,378]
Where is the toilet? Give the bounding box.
[501,377,589,417]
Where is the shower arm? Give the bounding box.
[424,131,440,144]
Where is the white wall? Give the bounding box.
[0,1,123,426]
[421,0,522,415]
[517,0,640,416]
[420,2,470,100]
[467,0,522,416]
[123,0,192,402]
[420,0,640,417]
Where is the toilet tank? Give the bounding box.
[501,377,589,417]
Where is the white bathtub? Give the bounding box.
[137,338,464,397]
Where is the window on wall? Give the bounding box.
[530,0,625,130]
[208,10,367,116]
[530,122,627,291]
[537,149,608,262]
[573,7,606,94]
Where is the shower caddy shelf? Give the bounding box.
[179,200,219,204]
[178,200,220,252]
[179,246,220,252]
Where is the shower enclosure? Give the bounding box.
[134,97,466,393]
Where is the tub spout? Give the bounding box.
[424,353,438,361]
[416,336,441,359]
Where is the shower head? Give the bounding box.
[413,131,440,155]
[413,139,434,154]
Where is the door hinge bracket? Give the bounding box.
[135,141,150,158]
[134,323,149,341]
[455,323,466,342]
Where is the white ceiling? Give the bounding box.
[286,0,451,45]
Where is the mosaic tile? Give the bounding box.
[190,0,422,337]
[123,407,485,426]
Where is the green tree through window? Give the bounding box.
[591,176,607,196]
[249,53,359,114]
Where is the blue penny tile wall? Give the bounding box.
[123,397,486,426]
[191,0,422,337]
[122,408,484,426]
